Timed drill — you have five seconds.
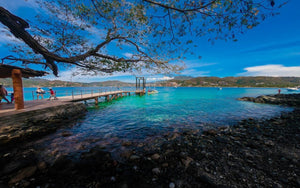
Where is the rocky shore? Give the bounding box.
[0,94,299,187]
[0,103,87,147]
[238,93,300,107]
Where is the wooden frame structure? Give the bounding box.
[0,64,48,110]
[135,77,146,95]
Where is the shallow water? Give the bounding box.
[25,87,293,161]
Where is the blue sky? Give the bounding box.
[0,0,300,83]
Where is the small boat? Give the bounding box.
[148,89,158,94]
[287,87,299,91]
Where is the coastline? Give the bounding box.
[0,94,299,187]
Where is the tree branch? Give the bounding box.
[0,6,167,76]
[143,0,217,13]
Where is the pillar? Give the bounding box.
[95,97,98,105]
[106,95,110,101]
[12,69,24,110]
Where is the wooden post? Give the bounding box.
[106,95,110,101]
[12,69,24,110]
[95,97,98,105]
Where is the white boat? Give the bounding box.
[148,89,158,94]
[287,87,299,91]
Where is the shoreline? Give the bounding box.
[0,94,299,187]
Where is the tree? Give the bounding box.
[0,0,284,76]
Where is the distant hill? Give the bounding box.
[163,76,300,87]
[0,78,134,88]
[1,76,300,88]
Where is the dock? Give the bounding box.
[0,89,147,145]
[0,90,146,117]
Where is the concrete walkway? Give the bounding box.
[0,90,136,118]
[0,99,70,117]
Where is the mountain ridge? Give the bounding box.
[1,76,300,88]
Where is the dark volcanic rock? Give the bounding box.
[0,94,299,187]
[238,93,300,107]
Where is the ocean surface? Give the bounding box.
[9,87,295,161]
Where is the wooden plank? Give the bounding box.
[0,90,137,116]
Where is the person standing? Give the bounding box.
[0,85,10,103]
[36,87,45,99]
[48,88,58,100]
[10,93,14,103]
[278,88,281,94]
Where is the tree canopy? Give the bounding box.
[0,0,284,76]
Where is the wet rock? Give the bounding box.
[61,131,72,137]
[181,156,193,169]
[264,140,275,146]
[169,182,175,188]
[167,132,180,141]
[9,166,37,185]
[152,168,160,175]
[151,153,160,160]
[122,141,132,146]
[179,152,187,159]
[196,171,218,187]
[120,150,133,159]
[129,155,140,160]
[3,153,11,157]
[37,161,47,170]
[203,129,217,136]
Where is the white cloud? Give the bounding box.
[44,66,177,83]
[45,67,137,83]
[179,68,210,77]
[174,59,216,77]
[123,53,133,58]
[0,0,39,11]
[0,28,22,44]
[186,61,217,69]
[147,76,174,81]
[239,64,300,77]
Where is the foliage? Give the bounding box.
[0,0,285,76]
[1,76,299,88]
[169,76,300,87]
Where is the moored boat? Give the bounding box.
[287,87,299,91]
[148,89,158,94]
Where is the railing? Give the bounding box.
[11,86,137,101]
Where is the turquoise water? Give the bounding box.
[29,87,294,160]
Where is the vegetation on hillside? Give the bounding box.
[165,76,300,87]
[1,76,299,88]
[0,78,134,88]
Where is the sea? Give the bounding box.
[5,86,296,160]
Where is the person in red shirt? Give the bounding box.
[48,88,58,100]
